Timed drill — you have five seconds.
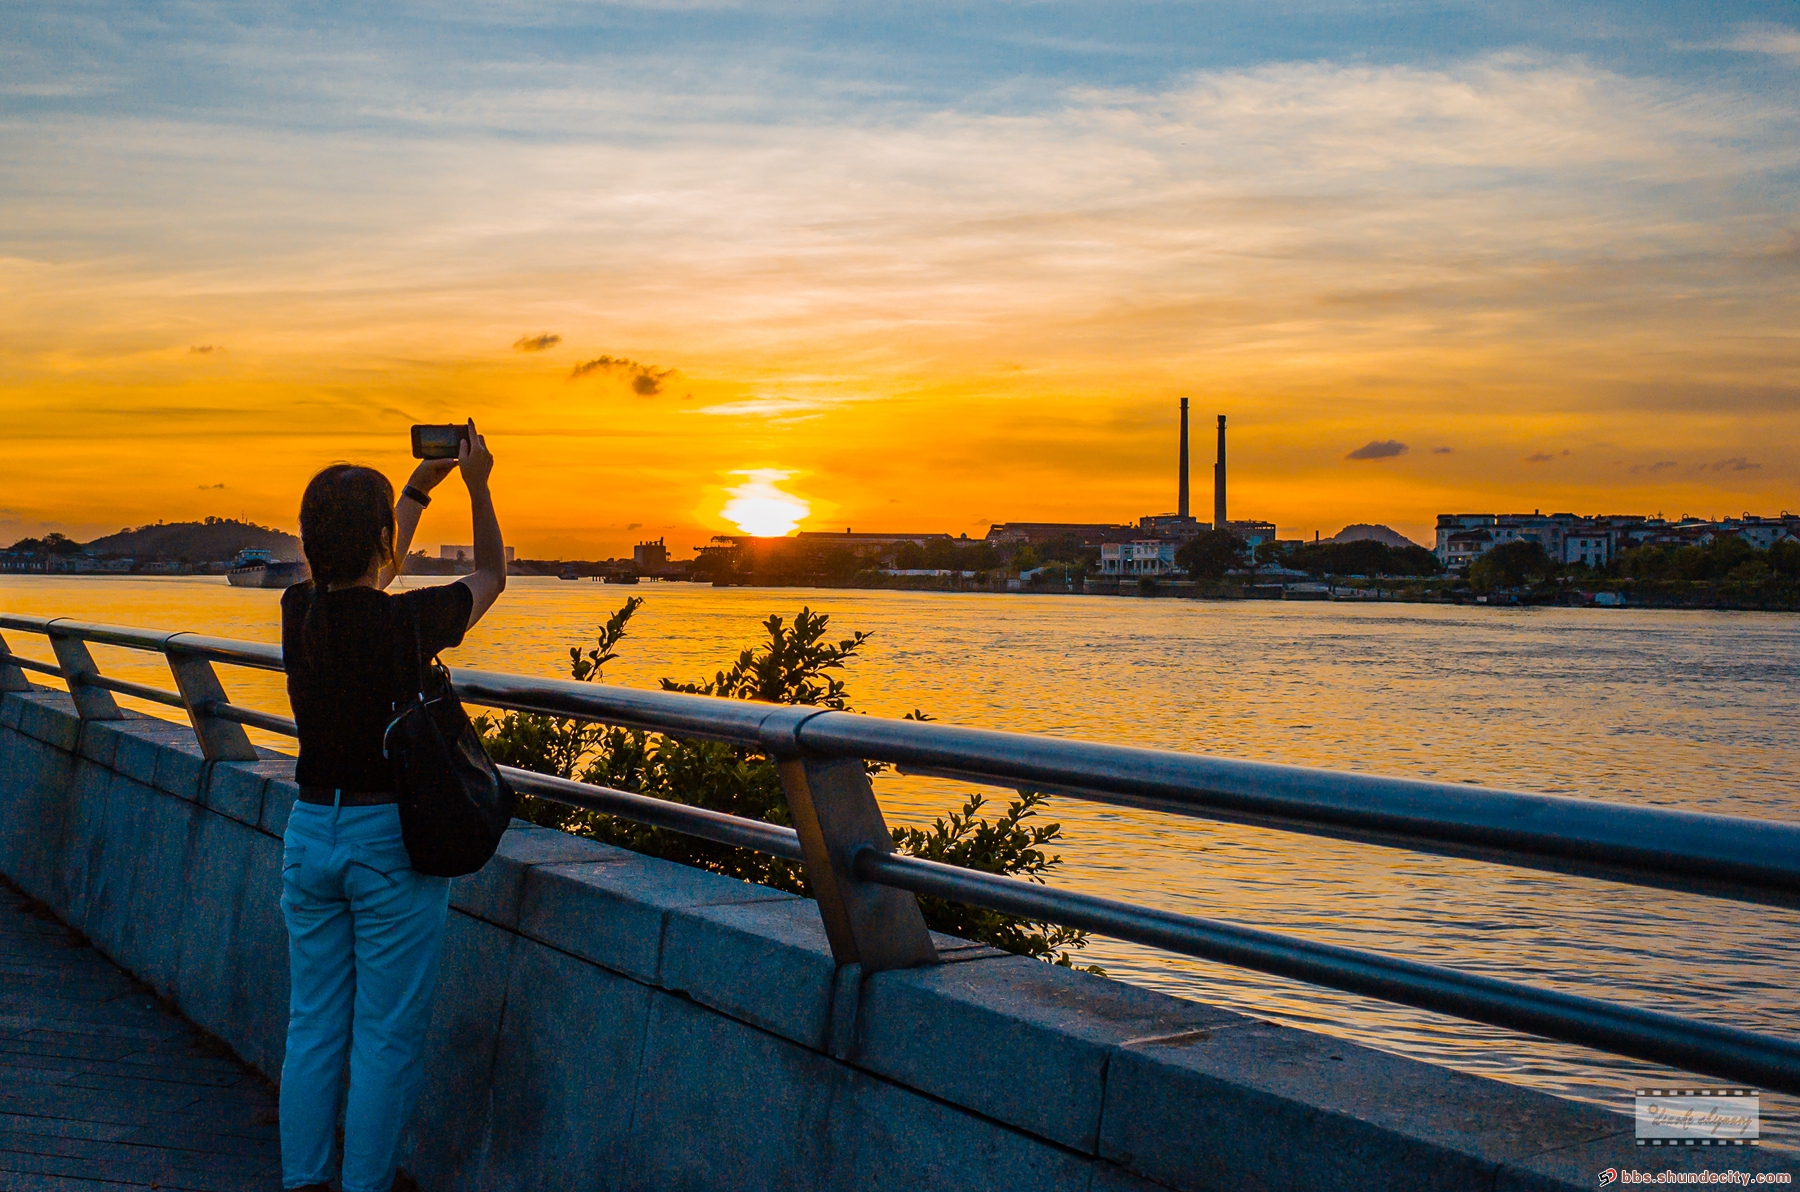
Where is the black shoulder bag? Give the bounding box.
[382,600,515,877]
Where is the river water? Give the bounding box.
[3,574,1796,1143]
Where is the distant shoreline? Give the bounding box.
[6,570,1796,613]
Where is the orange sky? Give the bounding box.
[4,20,1796,558]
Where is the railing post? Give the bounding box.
[0,631,31,693]
[166,649,259,762]
[777,752,939,974]
[46,627,121,720]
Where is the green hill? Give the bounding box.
[83,518,301,563]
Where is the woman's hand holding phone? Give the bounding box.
[457,419,494,490]
[407,456,458,496]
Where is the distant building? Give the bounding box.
[1434,512,1800,570]
[792,531,957,548]
[1727,515,1800,552]
[1100,540,1179,576]
[439,545,515,563]
[633,538,669,570]
[1222,520,1278,549]
[985,523,1134,548]
[1137,514,1208,541]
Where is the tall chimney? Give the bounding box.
[1213,414,1227,530]
[1177,398,1190,519]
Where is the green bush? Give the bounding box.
[1771,539,1800,578]
[1174,529,1247,579]
[1279,539,1443,577]
[477,601,1100,969]
[1469,539,1554,591]
[1611,534,1790,583]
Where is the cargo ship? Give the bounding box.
[226,548,310,589]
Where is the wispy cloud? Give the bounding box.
[1690,24,1800,60]
[570,355,674,394]
[1347,440,1408,460]
[513,333,561,352]
[693,395,831,419]
[1630,461,1679,474]
[1710,456,1762,472]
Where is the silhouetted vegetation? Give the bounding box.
[695,536,1000,585]
[1279,539,1444,578]
[7,519,298,563]
[1609,535,1800,584]
[478,600,1099,968]
[1469,540,1556,591]
[5,533,82,556]
[892,539,1000,571]
[1174,530,1248,579]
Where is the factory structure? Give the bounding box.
[986,399,1275,577]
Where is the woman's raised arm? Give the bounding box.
[455,420,506,629]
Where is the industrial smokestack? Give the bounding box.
[1213,414,1227,530]
[1177,398,1190,519]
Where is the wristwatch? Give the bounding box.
[401,484,432,508]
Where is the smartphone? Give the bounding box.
[411,424,469,460]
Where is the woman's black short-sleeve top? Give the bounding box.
[281,580,475,792]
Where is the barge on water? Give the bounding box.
[226,548,310,589]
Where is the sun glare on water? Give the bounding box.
[721,470,811,537]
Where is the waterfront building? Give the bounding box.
[1716,515,1800,552]
[633,538,669,570]
[1435,511,1800,569]
[1100,540,1179,576]
[985,523,1136,547]
[1223,520,1278,549]
[1137,514,1208,540]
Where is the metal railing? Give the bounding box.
[3,610,1799,1093]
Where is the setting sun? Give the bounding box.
[720,470,811,537]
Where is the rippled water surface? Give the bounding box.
[4,575,1796,1142]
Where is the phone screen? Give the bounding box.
[411,424,466,460]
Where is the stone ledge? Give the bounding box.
[518,849,795,986]
[853,953,1248,1154]
[109,715,203,792]
[259,775,297,837]
[151,725,209,801]
[201,753,294,831]
[659,896,839,1051]
[448,821,620,930]
[1100,1018,1639,1192]
[11,690,82,752]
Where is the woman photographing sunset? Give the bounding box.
[277,422,505,1192]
